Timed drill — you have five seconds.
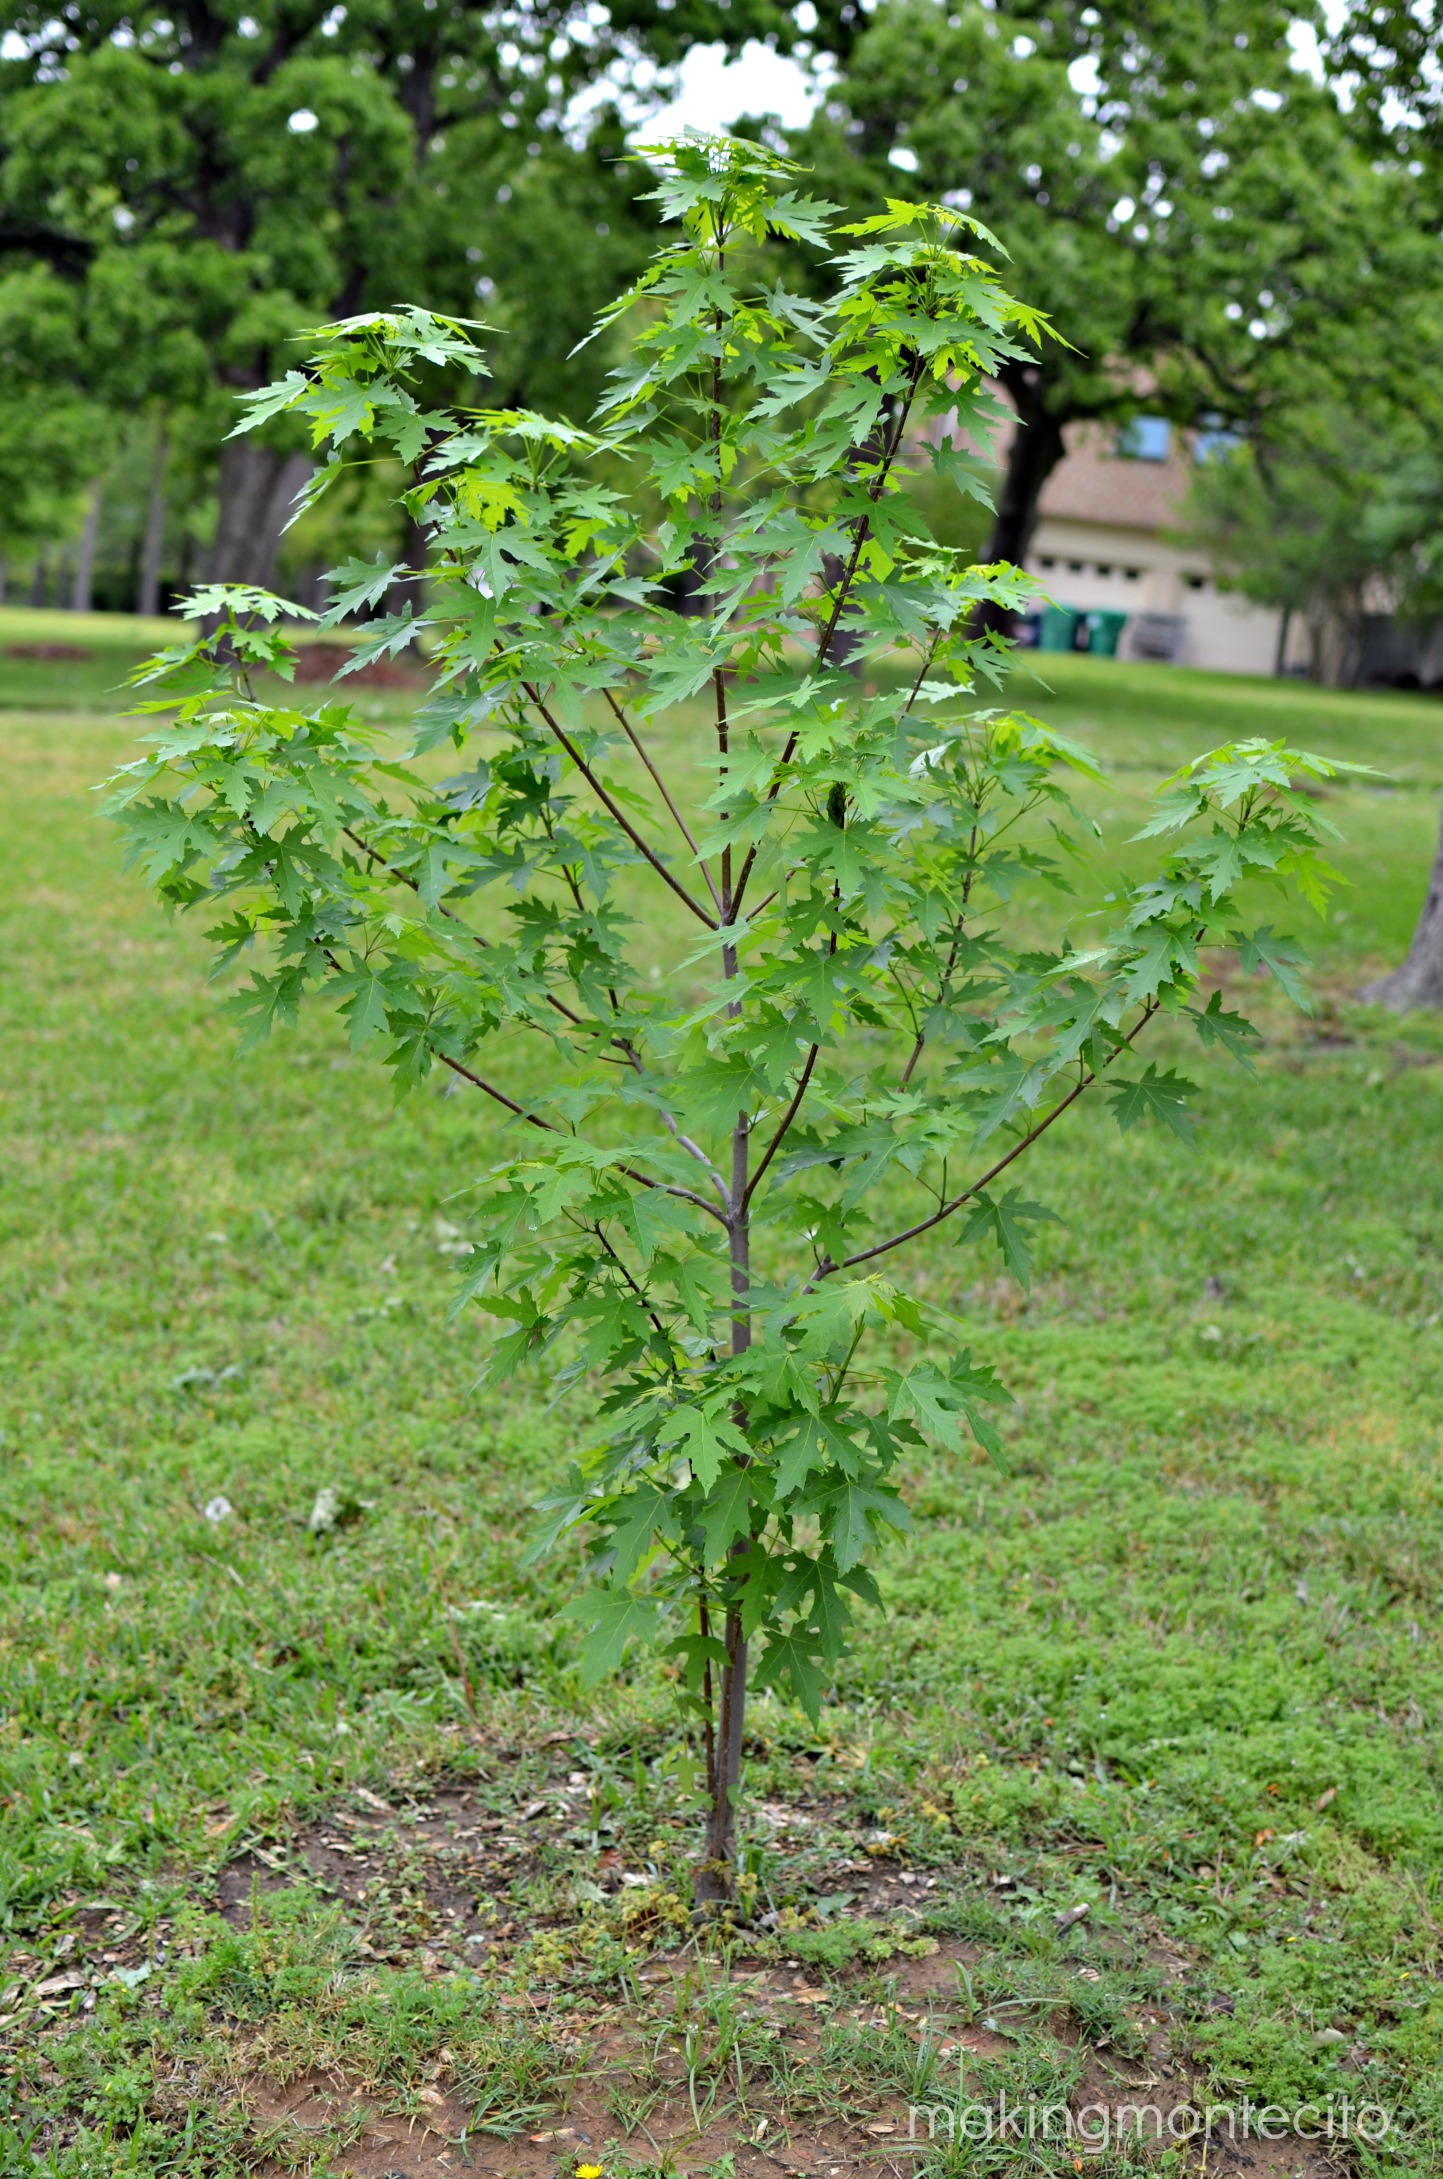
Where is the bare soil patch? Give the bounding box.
[198,1783,1344,2179]
[292,642,426,688]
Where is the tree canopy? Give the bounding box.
[5,0,1443,612]
[0,0,812,584]
[795,0,1435,574]
[108,136,1345,1877]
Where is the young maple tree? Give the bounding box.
[109,134,1345,1896]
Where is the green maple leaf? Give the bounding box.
[821,1477,909,1573]
[700,1464,757,1566]
[332,967,395,1051]
[322,552,403,621]
[754,1629,828,1724]
[1187,990,1259,1075]
[887,1358,1009,1463]
[606,1483,670,1584]
[559,1589,661,1683]
[772,1409,862,1498]
[959,1187,1063,1289]
[1106,1065,1198,1145]
[1234,924,1313,1011]
[809,1563,854,1663]
[658,1404,751,1493]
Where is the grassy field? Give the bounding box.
[2,607,1442,2176]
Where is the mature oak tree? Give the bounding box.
[0,0,816,582]
[795,0,1416,584]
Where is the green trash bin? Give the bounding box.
[1037,604,1082,652]
[1083,608,1128,658]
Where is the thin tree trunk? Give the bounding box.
[1360,808,1443,1010]
[71,481,102,612]
[701,1606,747,1882]
[29,551,48,607]
[698,1093,751,1896]
[208,440,311,588]
[1273,603,1292,677]
[138,427,169,618]
[697,288,753,1898]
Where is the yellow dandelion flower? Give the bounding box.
[576,2164,605,2176]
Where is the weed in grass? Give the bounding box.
[781,1920,923,1973]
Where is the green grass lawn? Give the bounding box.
[2,631,1442,2176]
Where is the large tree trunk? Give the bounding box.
[984,387,1068,569]
[1361,810,1443,1010]
[974,370,1069,637]
[209,440,311,589]
[821,551,864,671]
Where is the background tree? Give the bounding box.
[1179,408,1443,683]
[1327,0,1443,199]
[110,137,1341,1889]
[0,0,813,588]
[794,0,1428,593]
[0,250,120,594]
[1327,0,1443,1010]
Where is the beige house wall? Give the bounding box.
[1017,419,1312,677]
[1027,513,1308,675]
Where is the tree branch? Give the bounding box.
[899,823,979,1088]
[602,689,723,913]
[360,800,728,1206]
[345,823,727,1202]
[811,360,926,677]
[524,682,719,930]
[585,1219,673,1345]
[653,1098,733,1207]
[0,217,95,277]
[743,1039,819,1209]
[438,1051,730,1225]
[436,1052,556,1129]
[812,1001,1160,1282]
[743,916,836,1209]
[343,823,593,1034]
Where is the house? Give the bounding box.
[1025,417,1309,674]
